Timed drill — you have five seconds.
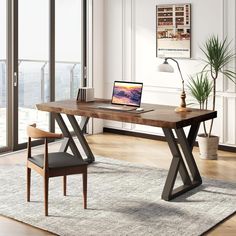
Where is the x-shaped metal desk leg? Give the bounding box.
[67,114,95,163]
[162,123,201,201]
[55,113,95,163]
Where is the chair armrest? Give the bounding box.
[27,124,63,139]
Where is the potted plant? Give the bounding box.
[188,72,216,159]
[188,35,236,160]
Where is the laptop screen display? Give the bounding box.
[111,81,143,107]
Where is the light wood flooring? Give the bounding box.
[0,133,235,236]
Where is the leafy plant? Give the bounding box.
[187,72,212,110]
[190,35,236,137]
[187,72,212,136]
[202,35,236,108]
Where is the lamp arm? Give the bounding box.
[165,57,185,92]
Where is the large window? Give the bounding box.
[0,0,86,152]
[18,0,50,143]
[0,0,7,148]
[55,0,82,100]
[55,0,83,132]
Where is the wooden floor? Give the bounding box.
[0,133,235,236]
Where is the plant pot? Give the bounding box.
[198,134,219,160]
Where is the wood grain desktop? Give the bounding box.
[36,99,216,128]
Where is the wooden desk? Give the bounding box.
[36,99,217,201]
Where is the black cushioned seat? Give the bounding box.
[29,152,87,169]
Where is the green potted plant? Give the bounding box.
[188,35,236,159]
[188,72,216,159]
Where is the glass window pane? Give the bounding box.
[18,0,49,143]
[0,0,7,148]
[55,0,82,132]
[55,0,82,100]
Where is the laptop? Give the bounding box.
[98,81,143,111]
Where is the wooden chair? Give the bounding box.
[26,124,88,216]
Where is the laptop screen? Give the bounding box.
[111,81,143,107]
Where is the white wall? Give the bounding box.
[95,0,236,147]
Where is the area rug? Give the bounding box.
[0,156,235,236]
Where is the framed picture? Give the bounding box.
[156,4,191,58]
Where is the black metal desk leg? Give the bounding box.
[187,123,200,151]
[67,115,95,163]
[162,126,202,201]
[80,116,90,133]
[175,126,202,183]
[55,113,84,162]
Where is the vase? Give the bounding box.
[198,134,219,160]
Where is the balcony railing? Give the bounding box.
[0,59,81,108]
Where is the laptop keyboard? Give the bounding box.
[97,105,136,111]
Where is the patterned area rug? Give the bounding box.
[0,156,235,236]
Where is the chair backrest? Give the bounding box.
[26,124,63,169]
[27,123,63,139]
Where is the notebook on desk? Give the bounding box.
[98,81,143,111]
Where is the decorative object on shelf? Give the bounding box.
[76,87,94,102]
[188,35,236,160]
[156,3,191,58]
[158,57,191,112]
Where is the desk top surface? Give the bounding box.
[36,99,217,129]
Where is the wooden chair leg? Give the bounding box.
[44,176,49,216]
[82,169,87,209]
[27,168,31,202]
[63,176,67,196]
